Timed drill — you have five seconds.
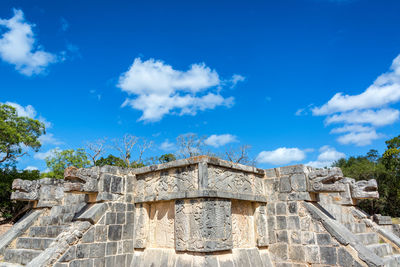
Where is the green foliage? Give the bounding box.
[0,104,45,165]
[0,168,40,222]
[95,154,128,168]
[158,153,176,163]
[44,149,91,178]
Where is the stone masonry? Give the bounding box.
[0,156,400,266]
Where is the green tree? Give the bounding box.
[158,153,176,163]
[44,149,91,178]
[0,104,45,165]
[0,168,40,223]
[95,154,128,168]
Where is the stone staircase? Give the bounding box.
[344,222,400,267]
[0,195,86,266]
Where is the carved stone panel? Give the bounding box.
[175,198,232,252]
[134,203,150,248]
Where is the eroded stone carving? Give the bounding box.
[307,167,346,193]
[340,177,379,200]
[11,179,40,201]
[174,198,232,252]
[11,178,65,207]
[63,166,101,193]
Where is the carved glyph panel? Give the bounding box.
[175,198,232,252]
[231,200,256,248]
[134,165,198,198]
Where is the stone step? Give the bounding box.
[28,225,68,238]
[355,232,379,245]
[344,223,367,234]
[383,254,400,267]
[3,249,42,265]
[366,243,393,257]
[39,213,75,225]
[16,237,55,250]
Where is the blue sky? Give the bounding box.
[1,0,400,171]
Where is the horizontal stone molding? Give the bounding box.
[131,156,264,176]
[133,189,267,203]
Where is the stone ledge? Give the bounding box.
[133,189,267,203]
[130,156,264,176]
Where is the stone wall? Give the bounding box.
[1,156,400,266]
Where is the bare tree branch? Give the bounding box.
[113,134,139,167]
[225,145,255,166]
[176,133,206,158]
[85,138,108,166]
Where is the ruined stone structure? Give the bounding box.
[0,156,400,266]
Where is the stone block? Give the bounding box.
[276,203,287,215]
[305,245,319,263]
[338,247,355,266]
[106,242,117,256]
[276,216,287,230]
[317,233,331,245]
[289,245,305,261]
[76,244,90,258]
[134,203,149,248]
[95,225,107,242]
[287,216,300,229]
[77,203,108,224]
[290,230,301,244]
[319,246,337,265]
[59,246,76,262]
[288,202,297,214]
[116,212,125,224]
[89,243,106,258]
[105,212,116,225]
[269,243,288,260]
[108,225,122,241]
[291,174,307,192]
[276,230,288,243]
[279,177,291,193]
[82,228,95,243]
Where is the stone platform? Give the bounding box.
[0,156,399,266]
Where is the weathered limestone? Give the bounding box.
[1,156,400,266]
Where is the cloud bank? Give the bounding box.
[256,147,306,165]
[312,54,400,146]
[118,58,240,122]
[204,134,238,148]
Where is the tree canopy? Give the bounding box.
[44,149,91,178]
[0,104,45,165]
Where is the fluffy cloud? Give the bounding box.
[5,101,51,128]
[204,134,238,148]
[325,109,399,127]
[160,139,175,151]
[306,146,345,168]
[118,58,237,122]
[34,148,58,160]
[311,54,400,146]
[38,133,63,145]
[256,147,306,165]
[0,9,58,75]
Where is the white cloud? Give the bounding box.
[312,55,400,115]
[34,148,59,160]
[230,74,245,88]
[160,139,175,151]
[0,9,58,75]
[325,109,399,127]
[38,133,62,145]
[24,166,38,171]
[337,131,380,146]
[204,134,238,148]
[330,124,373,134]
[5,101,52,128]
[306,146,345,168]
[311,54,400,146]
[118,58,236,122]
[256,147,306,165]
